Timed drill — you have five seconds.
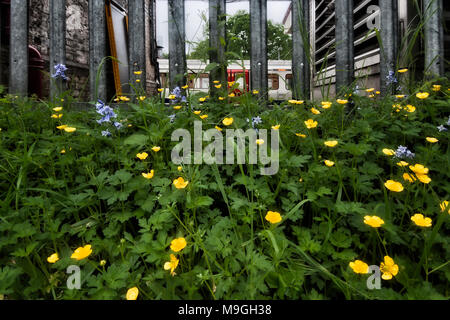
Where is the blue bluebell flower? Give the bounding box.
[437,125,447,132]
[386,71,398,86]
[52,64,68,81]
[447,116,450,126]
[102,130,112,137]
[395,145,415,159]
[169,114,176,123]
[114,122,123,130]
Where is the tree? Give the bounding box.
[188,10,292,60]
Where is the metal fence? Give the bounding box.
[3,0,446,101]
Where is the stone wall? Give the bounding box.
[1,0,158,100]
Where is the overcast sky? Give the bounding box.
[156,0,291,54]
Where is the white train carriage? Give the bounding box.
[157,59,293,101]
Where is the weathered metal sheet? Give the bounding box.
[424,0,444,77]
[209,0,227,90]
[168,0,187,91]
[89,0,107,101]
[9,0,28,96]
[128,0,146,91]
[292,0,310,100]
[250,0,268,99]
[335,0,354,93]
[49,0,66,98]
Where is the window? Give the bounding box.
[285,74,293,90]
[268,74,279,90]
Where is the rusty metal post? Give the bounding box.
[168,0,187,91]
[9,0,28,96]
[292,0,311,100]
[250,0,268,99]
[335,0,354,93]
[128,0,146,91]
[89,0,107,102]
[49,0,66,98]
[424,0,444,77]
[209,0,227,91]
[380,0,398,94]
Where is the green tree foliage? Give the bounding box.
[188,10,292,60]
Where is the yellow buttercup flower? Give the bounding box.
[296,133,307,138]
[265,211,282,224]
[295,100,305,105]
[426,137,438,143]
[168,95,176,100]
[366,88,375,93]
[409,164,429,175]
[384,180,404,192]
[440,201,449,214]
[173,105,182,110]
[213,80,220,84]
[405,105,416,113]
[177,166,183,172]
[304,119,318,129]
[51,114,63,119]
[120,96,131,102]
[47,253,59,264]
[364,215,385,228]
[432,84,441,92]
[380,256,399,280]
[256,139,265,145]
[324,140,338,147]
[135,79,141,83]
[134,71,143,75]
[228,93,236,98]
[100,260,107,266]
[139,96,146,101]
[415,174,431,184]
[142,170,155,179]
[126,287,139,300]
[411,213,432,227]
[182,85,189,90]
[252,90,259,94]
[272,124,281,130]
[64,127,77,133]
[336,99,348,104]
[199,97,207,102]
[136,152,149,160]
[53,107,63,112]
[311,107,321,115]
[416,92,429,99]
[403,173,417,183]
[60,149,66,154]
[223,118,234,126]
[152,146,161,152]
[57,125,67,131]
[397,161,409,167]
[396,95,406,99]
[218,97,225,101]
[349,260,369,274]
[228,81,235,86]
[200,115,209,120]
[173,177,189,189]
[193,111,201,115]
[321,101,332,109]
[324,160,335,167]
[215,126,223,132]
[382,148,395,156]
[71,245,92,261]
[398,68,408,73]
[158,88,164,93]
[215,84,222,89]
[170,238,187,252]
[164,254,179,276]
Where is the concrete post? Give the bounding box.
[49,0,66,98]
[335,0,354,93]
[168,0,187,91]
[380,0,399,94]
[209,0,227,91]
[128,0,146,92]
[424,0,444,77]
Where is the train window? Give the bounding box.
[285,74,293,90]
[160,73,168,88]
[268,74,279,90]
[199,74,209,89]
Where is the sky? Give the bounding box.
[156,0,291,54]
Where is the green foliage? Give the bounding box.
[0,75,449,300]
[188,11,292,60]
